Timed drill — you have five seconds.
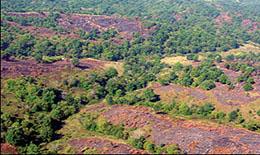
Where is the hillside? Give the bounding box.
[1,0,260,154]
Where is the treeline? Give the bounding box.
[137,100,259,132]
[2,0,260,53]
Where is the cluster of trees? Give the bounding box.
[81,113,181,154]
[224,61,256,91]
[2,0,260,60]
[130,136,181,154]
[1,75,98,153]
[159,60,231,90]
[106,89,160,105]
[225,52,260,63]
[2,12,64,31]
[81,114,128,139]
[140,100,260,131]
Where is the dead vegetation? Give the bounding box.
[1,58,123,78]
[5,12,153,40]
[102,104,260,154]
[69,137,146,154]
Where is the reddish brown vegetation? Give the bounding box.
[242,19,260,32]
[1,58,107,78]
[152,83,209,103]
[152,82,259,106]
[6,21,79,39]
[215,12,232,26]
[57,14,150,39]
[0,143,18,154]
[103,105,260,154]
[69,137,146,154]
[212,83,258,106]
[6,12,152,40]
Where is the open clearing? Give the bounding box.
[1,58,123,78]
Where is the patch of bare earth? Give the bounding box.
[152,83,209,103]
[69,137,146,154]
[215,12,232,26]
[6,12,153,40]
[212,83,259,106]
[6,21,80,39]
[0,58,108,78]
[152,82,259,106]
[0,143,18,154]
[103,105,260,154]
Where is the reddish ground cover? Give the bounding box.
[5,12,153,40]
[69,137,146,154]
[215,12,232,26]
[103,105,260,154]
[1,58,106,78]
[152,82,259,106]
[0,143,18,154]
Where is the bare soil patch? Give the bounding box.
[0,143,18,154]
[152,82,259,107]
[103,105,260,154]
[215,12,232,26]
[6,12,153,40]
[0,58,112,78]
[152,83,209,104]
[69,137,146,154]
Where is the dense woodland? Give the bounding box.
[1,0,260,154]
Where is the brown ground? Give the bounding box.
[6,21,79,39]
[102,104,260,154]
[69,137,146,154]
[151,82,259,107]
[0,143,18,154]
[1,58,107,78]
[5,12,153,40]
[215,12,232,26]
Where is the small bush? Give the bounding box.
[243,83,253,91]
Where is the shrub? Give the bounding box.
[243,83,253,91]
[199,80,216,90]
[131,136,146,149]
[71,57,80,67]
[186,54,199,61]
[257,110,260,116]
[243,121,260,131]
[178,103,192,115]
[165,144,181,154]
[143,141,155,153]
[211,111,226,122]
[228,110,239,122]
[26,143,40,154]
[197,103,215,116]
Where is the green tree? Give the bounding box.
[26,143,40,154]
[178,103,191,115]
[228,110,239,122]
[5,123,24,145]
[186,54,199,61]
[199,80,216,90]
[71,57,80,67]
[131,136,146,149]
[218,74,229,84]
[243,83,253,91]
[142,89,159,102]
